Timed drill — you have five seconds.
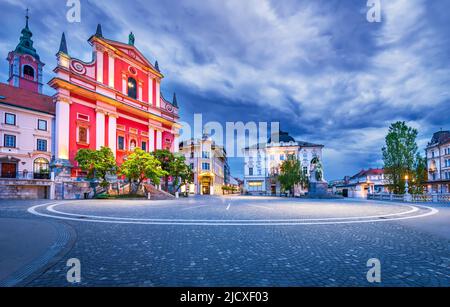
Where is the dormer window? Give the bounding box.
[127,77,137,99]
[23,65,34,78]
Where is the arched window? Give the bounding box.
[127,77,137,99]
[23,65,35,78]
[33,158,49,179]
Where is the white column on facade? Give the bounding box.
[149,127,155,152]
[108,114,117,156]
[122,74,127,95]
[55,96,70,160]
[155,80,161,108]
[108,53,115,88]
[138,82,143,101]
[174,134,180,153]
[96,110,106,150]
[148,76,153,105]
[96,50,103,83]
[156,129,163,150]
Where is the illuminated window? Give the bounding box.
[248,181,263,191]
[33,158,49,173]
[127,77,137,99]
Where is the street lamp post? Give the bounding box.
[404,174,412,202]
[404,175,409,193]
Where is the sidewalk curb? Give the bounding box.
[0,220,77,287]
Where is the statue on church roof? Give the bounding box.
[128,32,135,46]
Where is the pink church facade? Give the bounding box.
[50,26,181,178]
[1,15,182,199]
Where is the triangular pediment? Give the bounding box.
[101,38,159,74]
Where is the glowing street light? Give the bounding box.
[404,174,410,195]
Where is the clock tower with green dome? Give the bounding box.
[7,10,44,93]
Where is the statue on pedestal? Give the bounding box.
[309,157,324,183]
[308,157,328,197]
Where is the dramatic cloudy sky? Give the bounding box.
[1,0,449,179]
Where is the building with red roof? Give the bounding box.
[331,168,388,198]
[0,14,54,199]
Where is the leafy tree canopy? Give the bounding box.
[382,121,426,194]
[278,155,309,193]
[75,146,117,188]
[120,148,167,193]
[152,149,193,193]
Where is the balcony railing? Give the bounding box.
[0,171,51,180]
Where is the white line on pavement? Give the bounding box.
[27,202,438,226]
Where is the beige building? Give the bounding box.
[426,130,450,194]
[179,134,229,195]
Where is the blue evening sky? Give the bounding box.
[1,0,449,180]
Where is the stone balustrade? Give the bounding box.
[368,192,450,203]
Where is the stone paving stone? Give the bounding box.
[0,197,449,286]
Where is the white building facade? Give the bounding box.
[334,169,388,198]
[243,131,324,196]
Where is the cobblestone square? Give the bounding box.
[0,196,449,286]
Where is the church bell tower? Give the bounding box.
[7,9,44,93]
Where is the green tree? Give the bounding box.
[152,149,175,192]
[152,150,194,194]
[75,147,117,191]
[410,154,427,194]
[278,156,308,195]
[170,154,194,193]
[120,148,167,194]
[382,121,425,194]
